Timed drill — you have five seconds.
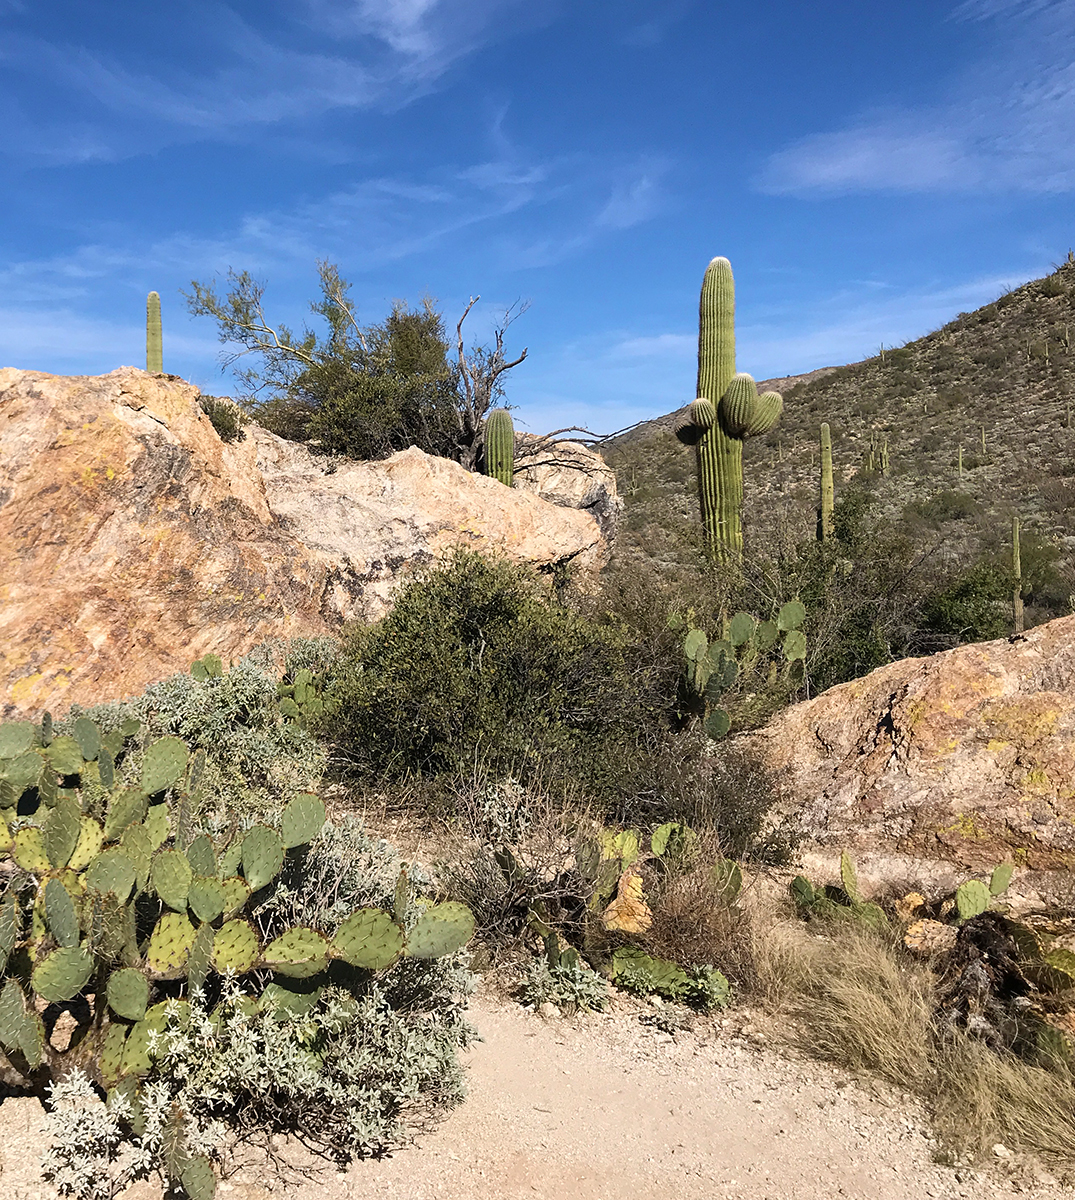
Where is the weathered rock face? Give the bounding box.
[0,368,614,717]
[745,615,1075,902]
[513,435,621,544]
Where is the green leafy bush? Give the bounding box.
[324,552,672,807]
[198,396,245,443]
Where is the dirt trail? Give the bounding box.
[1,990,1068,1200]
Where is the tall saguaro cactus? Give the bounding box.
[682,257,783,559]
[1013,515,1024,633]
[819,423,834,541]
[483,408,515,486]
[146,291,163,374]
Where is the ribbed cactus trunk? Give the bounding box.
[819,423,834,541]
[1013,515,1024,633]
[483,409,515,486]
[688,257,783,560]
[695,258,739,557]
[146,292,162,374]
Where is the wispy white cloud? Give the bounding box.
[0,142,666,390]
[759,0,1075,195]
[0,0,557,163]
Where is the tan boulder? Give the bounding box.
[513,434,621,543]
[744,615,1075,902]
[0,368,613,717]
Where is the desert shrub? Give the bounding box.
[324,551,674,809]
[654,740,791,864]
[920,559,1011,642]
[520,955,608,1012]
[198,396,245,443]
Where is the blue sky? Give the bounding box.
[2,0,1074,435]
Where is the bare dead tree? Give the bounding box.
[455,298,529,471]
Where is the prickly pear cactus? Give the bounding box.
[0,714,475,1200]
[677,599,807,740]
[276,667,326,726]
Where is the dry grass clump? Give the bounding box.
[793,925,935,1092]
[765,919,1075,1169]
[642,838,743,969]
[934,1034,1075,1165]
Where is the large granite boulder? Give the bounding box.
[745,615,1075,903]
[0,368,614,717]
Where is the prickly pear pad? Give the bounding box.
[85,849,137,904]
[211,919,260,974]
[147,912,197,977]
[331,908,404,969]
[107,967,150,1022]
[151,849,193,911]
[262,927,330,978]
[242,824,285,891]
[68,817,104,871]
[32,945,94,1003]
[44,877,80,949]
[405,902,475,960]
[188,876,226,924]
[280,793,326,849]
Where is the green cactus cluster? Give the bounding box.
[276,666,326,726]
[483,408,515,486]
[679,257,783,560]
[0,714,473,1199]
[498,816,740,1011]
[678,600,807,740]
[790,850,888,930]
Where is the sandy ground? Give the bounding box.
[0,989,1069,1200]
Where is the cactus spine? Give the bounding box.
[819,423,834,541]
[146,291,162,374]
[686,257,783,559]
[484,409,514,486]
[1013,515,1024,633]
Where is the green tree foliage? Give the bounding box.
[185,263,526,467]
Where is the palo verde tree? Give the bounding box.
[185,262,527,469]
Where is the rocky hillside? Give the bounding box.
[605,256,1075,580]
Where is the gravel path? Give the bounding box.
[0,989,1068,1200]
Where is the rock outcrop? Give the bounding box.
[513,434,621,544]
[746,615,1075,902]
[0,368,614,717]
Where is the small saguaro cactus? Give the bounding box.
[147,291,163,374]
[679,257,783,559]
[818,423,834,541]
[1013,515,1024,633]
[483,408,515,486]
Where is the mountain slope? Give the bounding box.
[604,257,1075,581]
